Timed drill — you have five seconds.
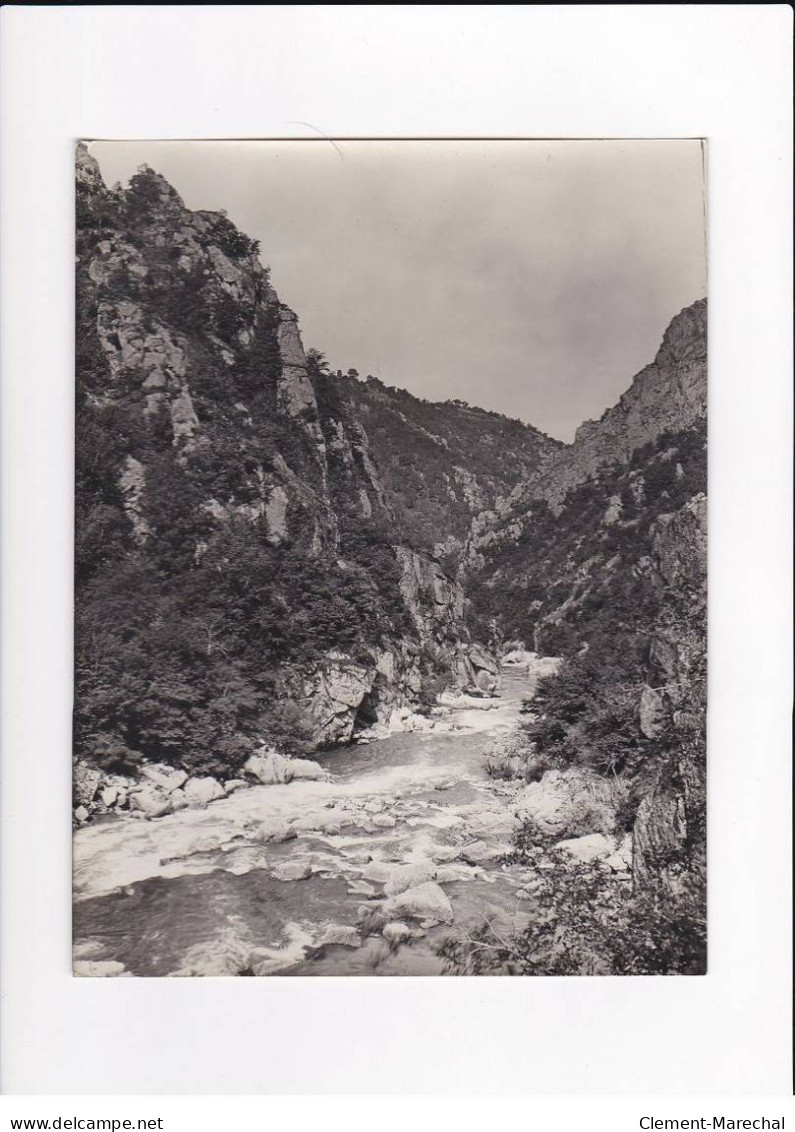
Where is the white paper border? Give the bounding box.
[1,5,792,1095]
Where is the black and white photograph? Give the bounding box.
[72,138,708,978]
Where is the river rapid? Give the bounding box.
[73,668,542,977]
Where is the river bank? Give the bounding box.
[73,659,631,977]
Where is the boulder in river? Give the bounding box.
[272,861,313,882]
[128,784,173,819]
[183,776,226,807]
[515,767,617,841]
[383,860,437,896]
[383,880,455,925]
[382,921,415,945]
[286,757,329,782]
[244,749,291,784]
[253,817,297,843]
[371,814,396,829]
[140,763,188,793]
[73,761,102,809]
[319,924,361,948]
[73,959,128,977]
[244,748,327,785]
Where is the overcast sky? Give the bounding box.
[89,139,706,442]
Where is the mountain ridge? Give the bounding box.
[74,140,706,912]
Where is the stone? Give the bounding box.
[74,806,90,824]
[272,861,313,882]
[371,814,396,829]
[515,768,617,840]
[435,863,483,884]
[602,834,633,873]
[244,749,291,784]
[463,809,521,840]
[286,757,328,782]
[253,818,297,844]
[347,880,376,897]
[73,761,102,808]
[128,785,173,819]
[140,762,188,793]
[183,776,226,807]
[73,939,105,960]
[73,960,127,977]
[101,786,123,808]
[170,788,188,811]
[639,685,668,739]
[244,750,327,785]
[223,779,247,793]
[383,881,454,925]
[383,861,437,896]
[603,495,623,525]
[319,925,361,948]
[382,921,414,945]
[460,839,510,863]
[554,833,618,863]
[633,788,688,891]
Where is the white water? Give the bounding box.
[73,669,543,977]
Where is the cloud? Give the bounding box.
[89,139,706,441]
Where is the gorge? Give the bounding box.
[73,144,707,976]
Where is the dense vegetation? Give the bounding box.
[75,165,428,778]
[467,422,707,654]
[74,154,555,782]
[438,853,707,976]
[320,368,560,553]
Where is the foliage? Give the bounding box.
[436,856,706,976]
[522,643,658,779]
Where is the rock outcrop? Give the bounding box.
[529,299,707,513]
[515,768,618,841]
[77,145,539,796]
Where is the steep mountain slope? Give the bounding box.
[318,368,561,560]
[460,299,707,973]
[73,145,553,799]
[74,143,707,972]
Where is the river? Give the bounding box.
[73,668,541,976]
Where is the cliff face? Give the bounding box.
[528,298,707,513]
[468,298,707,958]
[74,146,548,796]
[75,142,707,946]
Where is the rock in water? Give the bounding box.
[128,785,173,819]
[73,960,128,977]
[319,925,361,948]
[272,861,313,882]
[244,750,327,785]
[253,818,297,843]
[286,758,329,782]
[515,768,617,841]
[73,762,102,809]
[183,776,226,807]
[140,763,188,792]
[383,881,455,925]
[383,861,437,896]
[382,921,414,944]
[244,749,291,784]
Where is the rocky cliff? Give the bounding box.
[74,140,707,950]
[522,298,707,514]
[74,145,540,807]
[468,299,707,972]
